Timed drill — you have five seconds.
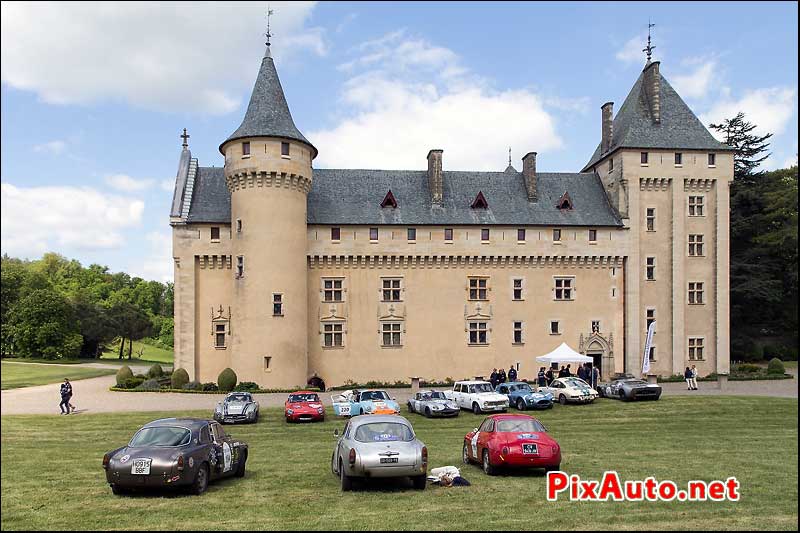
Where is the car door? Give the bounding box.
[336,420,351,471]
[477,419,495,458]
[209,422,234,478]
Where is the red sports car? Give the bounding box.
[285,391,325,423]
[462,414,561,475]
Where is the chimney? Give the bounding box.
[427,149,443,204]
[642,61,661,124]
[601,102,614,153]
[522,152,537,201]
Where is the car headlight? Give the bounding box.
[317,407,324,414]
[286,409,294,415]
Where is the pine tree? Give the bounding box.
[709,112,772,182]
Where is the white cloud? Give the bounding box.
[105,174,155,193]
[33,140,67,155]
[783,155,798,168]
[0,183,144,258]
[672,60,717,99]
[616,34,648,64]
[0,1,323,114]
[311,30,563,170]
[161,179,175,192]
[132,231,173,282]
[700,87,797,140]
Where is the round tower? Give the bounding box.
[220,44,316,388]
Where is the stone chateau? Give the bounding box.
[170,40,732,388]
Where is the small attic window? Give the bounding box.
[380,190,398,209]
[556,192,574,210]
[471,191,489,209]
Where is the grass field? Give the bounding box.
[0,362,116,390]
[100,341,174,365]
[1,396,797,531]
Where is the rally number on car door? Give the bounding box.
[470,432,480,458]
[222,442,232,472]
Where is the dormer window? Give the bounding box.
[380,190,398,208]
[281,142,290,157]
[242,142,250,157]
[708,153,716,167]
[556,191,573,210]
[471,191,489,209]
[641,152,649,165]
[674,153,683,166]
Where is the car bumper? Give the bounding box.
[427,408,460,417]
[348,464,427,478]
[106,470,190,488]
[287,411,325,422]
[216,414,257,424]
[497,452,561,469]
[630,391,661,400]
[528,400,554,409]
[566,396,596,403]
[480,404,508,412]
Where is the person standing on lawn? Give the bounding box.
[497,368,507,384]
[537,367,547,389]
[508,365,517,382]
[592,366,600,389]
[545,367,555,384]
[690,364,699,390]
[684,367,693,390]
[59,378,72,415]
[490,368,499,388]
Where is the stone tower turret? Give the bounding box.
[219,44,316,388]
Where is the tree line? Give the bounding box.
[1,253,173,359]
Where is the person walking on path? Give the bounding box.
[690,365,699,391]
[684,367,693,390]
[508,365,517,382]
[59,378,73,415]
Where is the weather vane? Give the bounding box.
[180,128,190,149]
[508,147,512,167]
[265,4,274,47]
[643,19,656,62]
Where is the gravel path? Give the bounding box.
[1,367,796,416]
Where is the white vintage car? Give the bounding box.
[539,377,599,405]
[444,381,509,414]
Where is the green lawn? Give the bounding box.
[1,397,797,530]
[100,340,174,365]
[0,362,116,390]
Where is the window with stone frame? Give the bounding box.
[331,227,341,241]
[688,234,704,256]
[646,308,656,332]
[688,282,705,304]
[641,152,649,164]
[214,322,227,348]
[444,228,454,241]
[513,321,524,344]
[646,207,656,231]
[381,278,402,302]
[481,228,490,242]
[688,195,705,216]
[381,322,402,347]
[281,142,290,156]
[512,278,524,301]
[646,257,656,281]
[550,320,561,335]
[236,256,244,278]
[407,228,416,241]
[517,228,526,242]
[553,228,562,242]
[323,322,344,347]
[591,320,601,333]
[242,141,250,156]
[369,227,379,241]
[589,229,597,242]
[468,321,488,345]
[469,277,488,300]
[236,219,242,233]
[323,278,344,302]
[210,226,220,241]
[609,157,614,171]
[648,345,656,361]
[674,152,683,165]
[272,293,283,316]
[708,153,716,167]
[688,337,704,360]
[553,277,574,300]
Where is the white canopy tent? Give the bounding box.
[535,342,594,364]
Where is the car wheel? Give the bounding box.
[472,402,481,415]
[191,463,209,495]
[516,398,526,411]
[482,449,496,476]
[462,442,471,465]
[412,475,427,490]
[110,484,129,496]
[339,459,353,492]
[619,391,627,401]
[424,407,432,418]
[407,402,414,414]
[559,394,567,405]
[235,450,247,478]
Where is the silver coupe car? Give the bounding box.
[330,414,428,491]
[213,392,259,424]
[407,390,460,418]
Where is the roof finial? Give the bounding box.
[265,4,274,48]
[180,128,190,149]
[643,19,656,63]
[508,147,512,167]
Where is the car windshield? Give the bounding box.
[511,384,532,393]
[430,392,446,400]
[496,419,546,433]
[470,383,494,393]
[360,391,390,401]
[130,426,191,447]
[354,422,414,443]
[289,393,320,402]
[564,378,590,388]
[227,394,251,402]
[624,380,648,386]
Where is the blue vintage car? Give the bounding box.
[330,389,401,417]
[496,382,554,410]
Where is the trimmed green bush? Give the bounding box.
[147,364,164,379]
[137,379,161,391]
[202,382,219,392]
[117,376,145,389]
[734,363,762,373]
[767,358,785,375]
[116,366,133,386]
[171,368,190,389]
[182,381,202,390]
[217,368,237,392]
[233,381,260,392]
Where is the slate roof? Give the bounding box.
[181,167,621,227]
[582,64,732,171]
[221,47,317,157]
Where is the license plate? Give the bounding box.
[131,458,151,475]
[380,457,399,464]
[522,444,538,455]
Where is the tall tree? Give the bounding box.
[7,287,82,359]
[709,112,773,183]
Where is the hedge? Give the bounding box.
[109,386,321,394]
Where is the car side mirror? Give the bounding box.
[392,397,397,401]
[334,429,340,438]
[473,428,479,433]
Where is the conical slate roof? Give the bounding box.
[221,46,317,157]
[582,64,731,171]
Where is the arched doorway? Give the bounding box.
[579,332,614,381]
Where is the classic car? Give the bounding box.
[462,414,561,475]
[444,380,509,414]
[598,377,662,401]
[538,377,599,405]
[102,418,248,495]
[496,382,554,410]
[331,389,401,417]
[285,390,326,422]
[407,390,460,418]
[213,392,259,424]
[330,414,428,491]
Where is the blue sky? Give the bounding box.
[1,1,797,281]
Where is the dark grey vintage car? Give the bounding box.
[331,415,428,491]
[599,377,662,401]
[102,418,248,495]
[407,390,460,418]
[214,392,260,424]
